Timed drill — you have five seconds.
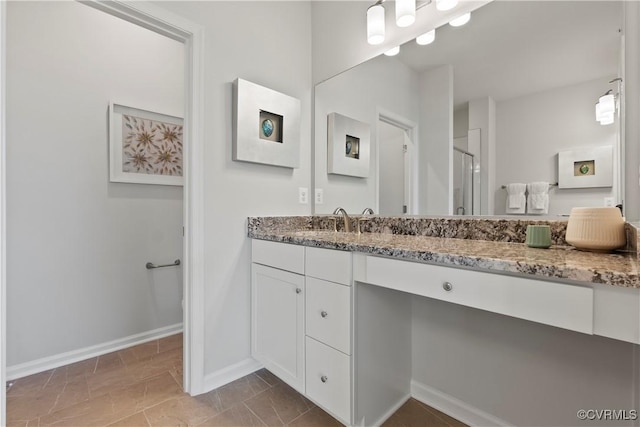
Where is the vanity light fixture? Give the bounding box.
[396,0,416,27]
[449,12,471,27]
[416,29,436,45]
[367,0,386,45]
[595,96,615,125]
[595,79,622,125]
[436,0,458,11]
[384,46,401,56]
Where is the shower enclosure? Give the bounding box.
[453,147,475,215]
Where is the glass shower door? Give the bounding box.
[453,148,474,215]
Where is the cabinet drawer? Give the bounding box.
[306,277,351,354]
[252,239,304,274]
[361,256,594,334]
[305,337,351,424]
[306,247,351,285]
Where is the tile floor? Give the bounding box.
[7,334,466,426]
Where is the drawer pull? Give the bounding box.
[442,282,453,292]
[320,310,328,318]
[320,375,328,383]
[296,288,302,294]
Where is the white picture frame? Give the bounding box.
[558,145,613,189]
[327,112,370,178]
[109,102,184,186]
[232,78,301,168]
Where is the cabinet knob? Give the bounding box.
[296,288,302,294]
[321,310,328,318]
[442,282,453,292]
[320,375,328,383]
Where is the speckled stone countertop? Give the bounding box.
[248,216,640,289]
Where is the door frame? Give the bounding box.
[376,109,418,215]
[0,4,207,424]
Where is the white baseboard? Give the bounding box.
[7,323,183,381]
[411,380,513,427]
[366,393,412,427]
[203,357,262,393]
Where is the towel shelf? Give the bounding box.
[501,183,558,189]
[146,259,181,269]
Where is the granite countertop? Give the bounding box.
[249,226,640,289]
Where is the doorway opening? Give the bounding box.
[377,113,416,216]
[0,3,205,424]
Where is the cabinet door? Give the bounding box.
[252,263,305,392]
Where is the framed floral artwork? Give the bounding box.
[109,102,184,186]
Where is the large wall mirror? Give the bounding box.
[314,1,624,217]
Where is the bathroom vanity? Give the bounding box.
[248,216,640,426]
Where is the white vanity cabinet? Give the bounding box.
[251,241,354,425]
[251,240,306,393]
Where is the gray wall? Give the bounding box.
[151,1,313,376]
[411,295,638,427]
[6,2,184,367]
[495,77,618,216]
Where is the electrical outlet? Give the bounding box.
[299,187,308,204]
[315,188,324,205]
[604,197,615,207]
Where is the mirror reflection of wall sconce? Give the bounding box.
[595,77,622,126]
[366,0,467,46]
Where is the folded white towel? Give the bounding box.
[527,182,549,214]
[505,183,527,214]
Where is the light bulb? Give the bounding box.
[436,0,458,11]
[367,3,385,45]
[599,112,615,125]
[384,46,400,56]
[416,29,436,45]
[599,93,615,115]
[449,12,471,27]
[396,0,416,27]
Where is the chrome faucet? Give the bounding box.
[362,208,374,215]
[333,207,352,232]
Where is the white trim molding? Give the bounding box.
[0,1,7,425]
[411,380,513,427]
[7,323,183,381]
[204,358,263,393]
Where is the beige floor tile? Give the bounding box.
[112,372,183,414]
[197,373,271,414]
[7,370,55,397]
[37,392,123,426]
[288,406,344,427]
[198,403,266,427]
[7,374,90,424]
[94,352,124,373]
[416,401,468,427]
[381,399,450,427]
[144,394,222,427]
[38,372,179,426]
[253,368,282,387]
[244,382,314,425]
[87,347,182,398]
[119,341,160,366]
[108,412,150,427]
[158,334,183,354]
